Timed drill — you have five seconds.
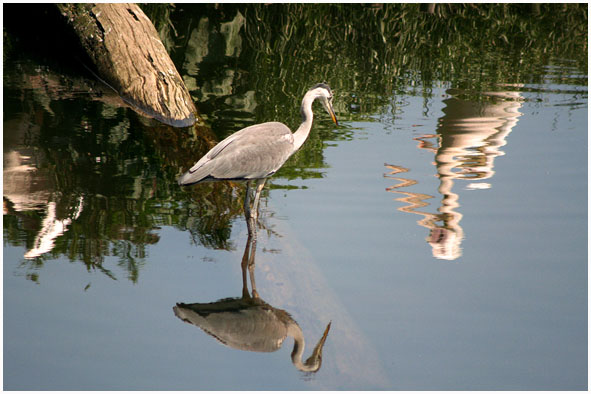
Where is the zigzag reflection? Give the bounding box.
[384,164,435,228]
[386,89,523,260]
[385,163,463,260]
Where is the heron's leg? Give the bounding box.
[248,236,259,298]
[251,178,267,224]
[240,233,253,299]
[244,181,257,238]
[245,179,266,239]
[241,180,265,296]
[240,231,259,299]
[243,180,252,221]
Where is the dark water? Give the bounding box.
[3,4,588,390]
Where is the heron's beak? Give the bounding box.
[303,321,332,371]
[323,99,339,126]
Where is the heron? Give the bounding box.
[178,83,338,236]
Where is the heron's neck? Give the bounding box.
[288,324,314,372]
[293,93,316,151]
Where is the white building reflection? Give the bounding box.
[3,122,84,260]
[387,88,523,260]
[21,199,83,260]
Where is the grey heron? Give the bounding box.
[178,83,338,236]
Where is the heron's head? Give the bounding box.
[292,321,332,373]
[311,83,339,126]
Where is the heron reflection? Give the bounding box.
[173,233,332,373]
[387,89,522,260]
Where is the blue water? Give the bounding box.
[5,76,587,390]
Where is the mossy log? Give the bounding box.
[57,3,197,127]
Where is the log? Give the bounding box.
[57,3,197,127]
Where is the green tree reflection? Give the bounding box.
[3,3,587,282]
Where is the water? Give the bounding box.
[3,4,588,390]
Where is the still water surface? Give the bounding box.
[3,4,588,390]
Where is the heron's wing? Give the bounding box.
[188,126,248,173]
[174,301,291,352]
[187,122,294,181]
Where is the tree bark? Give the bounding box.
[57,3,197,127]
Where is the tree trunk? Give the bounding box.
[57,3,197,128]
